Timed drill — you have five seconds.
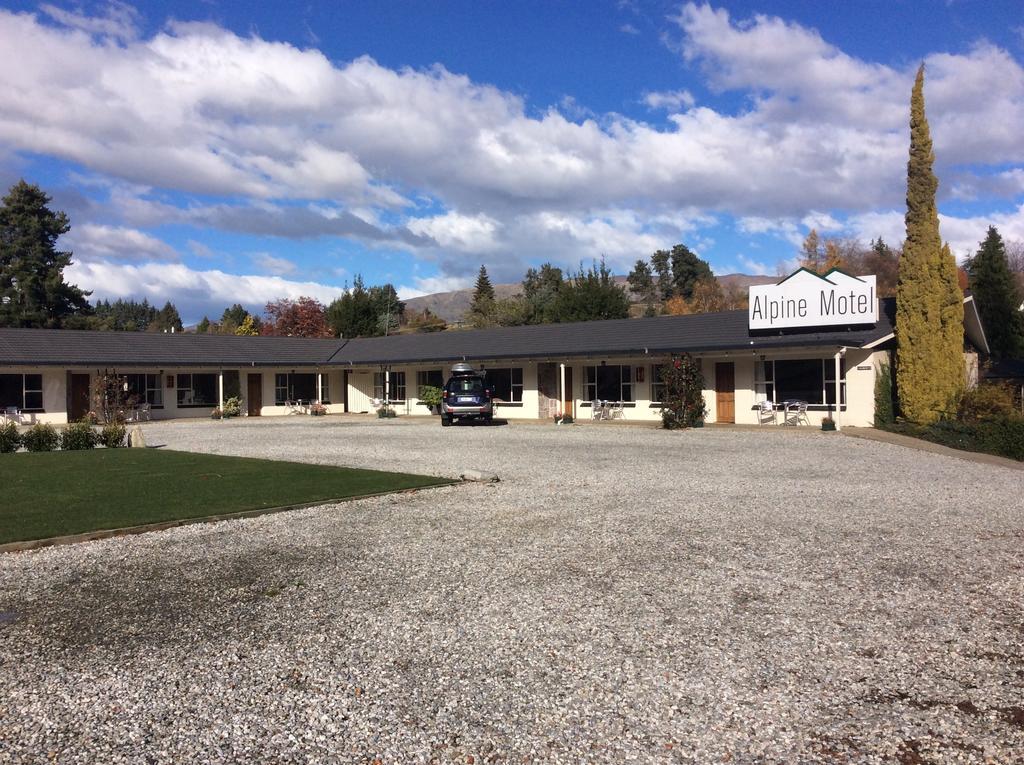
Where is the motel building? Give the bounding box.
[0,270,988,429]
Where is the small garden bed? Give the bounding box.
[0,449,454,545]
[883,419,1024,462]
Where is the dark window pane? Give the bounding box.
[489,368,512,400]
[223,371,241,400]
[291,373,316,401]
[774,360,824,404]
[24,392,43,410]
[192,374,218,405]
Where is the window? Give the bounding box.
[176,373,217,407]
[759,359,845,408]
[373,371,406,401]
[584,365,633,402]
[753,361,774,404]
[125,373,163,407]
[416,369,444,396]
[0,374,43,411]
[650,364,665,403]
[274,373,317,405]
[486,367,523,403]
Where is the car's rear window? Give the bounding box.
[448,377,484,393]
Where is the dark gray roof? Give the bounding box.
[0,328,345,367]
[0,299,896,368]
[332,299,897,364]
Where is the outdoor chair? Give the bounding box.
[608,401,624,419]
[1,406,20,425]
[756,400,777,425]
[784,400,810,426]
[590,400,604,420]
[137,403,151,421]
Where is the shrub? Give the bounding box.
[958,383,1020,423]
[61,421,99,450]
[22,423,59,452]
[659,353,707,429]
[418,385,443,410]
[100,421,127,448]
[222,396,242,418]
[874,360,895,427]
[310,402,327,416]
[377,407,396,418]
[0,421,20,453]
[210,408,223,420]
[893,418,1024,462]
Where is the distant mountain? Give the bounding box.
[403,273,778,323]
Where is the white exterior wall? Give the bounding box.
[4,346,882,427]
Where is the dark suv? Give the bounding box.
[441,364,493,426]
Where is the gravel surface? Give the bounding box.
[1,417,1022,764]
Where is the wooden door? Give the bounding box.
[69,374,90,421]
[563,367,574,418]
[247,374,262,416]
[715,362,735,424]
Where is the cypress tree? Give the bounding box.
[895,65,965,423]
[968,226,1024,358]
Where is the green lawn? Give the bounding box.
[0,449,454,544]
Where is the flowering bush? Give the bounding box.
[659,354,707,429]
[222,396,242,418]
[310,402,327,416]
[210,408,223,420]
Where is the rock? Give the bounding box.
[128,426,146,448]
[460,469,499,483]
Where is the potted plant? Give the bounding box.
[377,406,396,419]
[821,416,837,431]
[310,402,327,416]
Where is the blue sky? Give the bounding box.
[0,1,1022,322]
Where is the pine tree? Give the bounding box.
[196,317,212,333]
[0,180,91,327]
[968,226,1024,358]
[669,244,714,300]
[651,249,672,301]
[895,65,965,423]
[627,259,657,315]
[470,265,495,313]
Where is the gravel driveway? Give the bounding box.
[1,418,1022,764]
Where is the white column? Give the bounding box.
[834,350,843,431]
[316,371,322,403]
[385,368,391,408]
[559,362,566,419]
[218,371,224,411]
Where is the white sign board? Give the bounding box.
[749,269,877,330]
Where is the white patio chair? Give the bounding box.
[590,400,604,420]
[756,400,777,425]
[137,403,151,421]
[2,406,21,425]
[784,400,810,426]
[608,401,624,419]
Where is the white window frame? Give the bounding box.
[757,359,845,409]
[486,367,524,403]
[373,371,406,402]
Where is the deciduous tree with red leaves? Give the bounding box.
[261,297,332,337]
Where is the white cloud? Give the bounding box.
[251,252,298,276]
[737,255,773,276]
[406,211,502,252]
[39,1,140,42]
[64,223,178,262]
[396,275,473,300]
[65,260,345,322]
[642,89,695,111]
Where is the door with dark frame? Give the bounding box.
[247,373,262,416]
[715,362,735,424]
[69,374,90,421]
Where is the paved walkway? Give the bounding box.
[843,426,1023,472]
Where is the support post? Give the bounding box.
[218,371,224,412]
[834,350,843,431]
[316,371,323,404]
[559,362,566,419]
[385,368,391,409]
